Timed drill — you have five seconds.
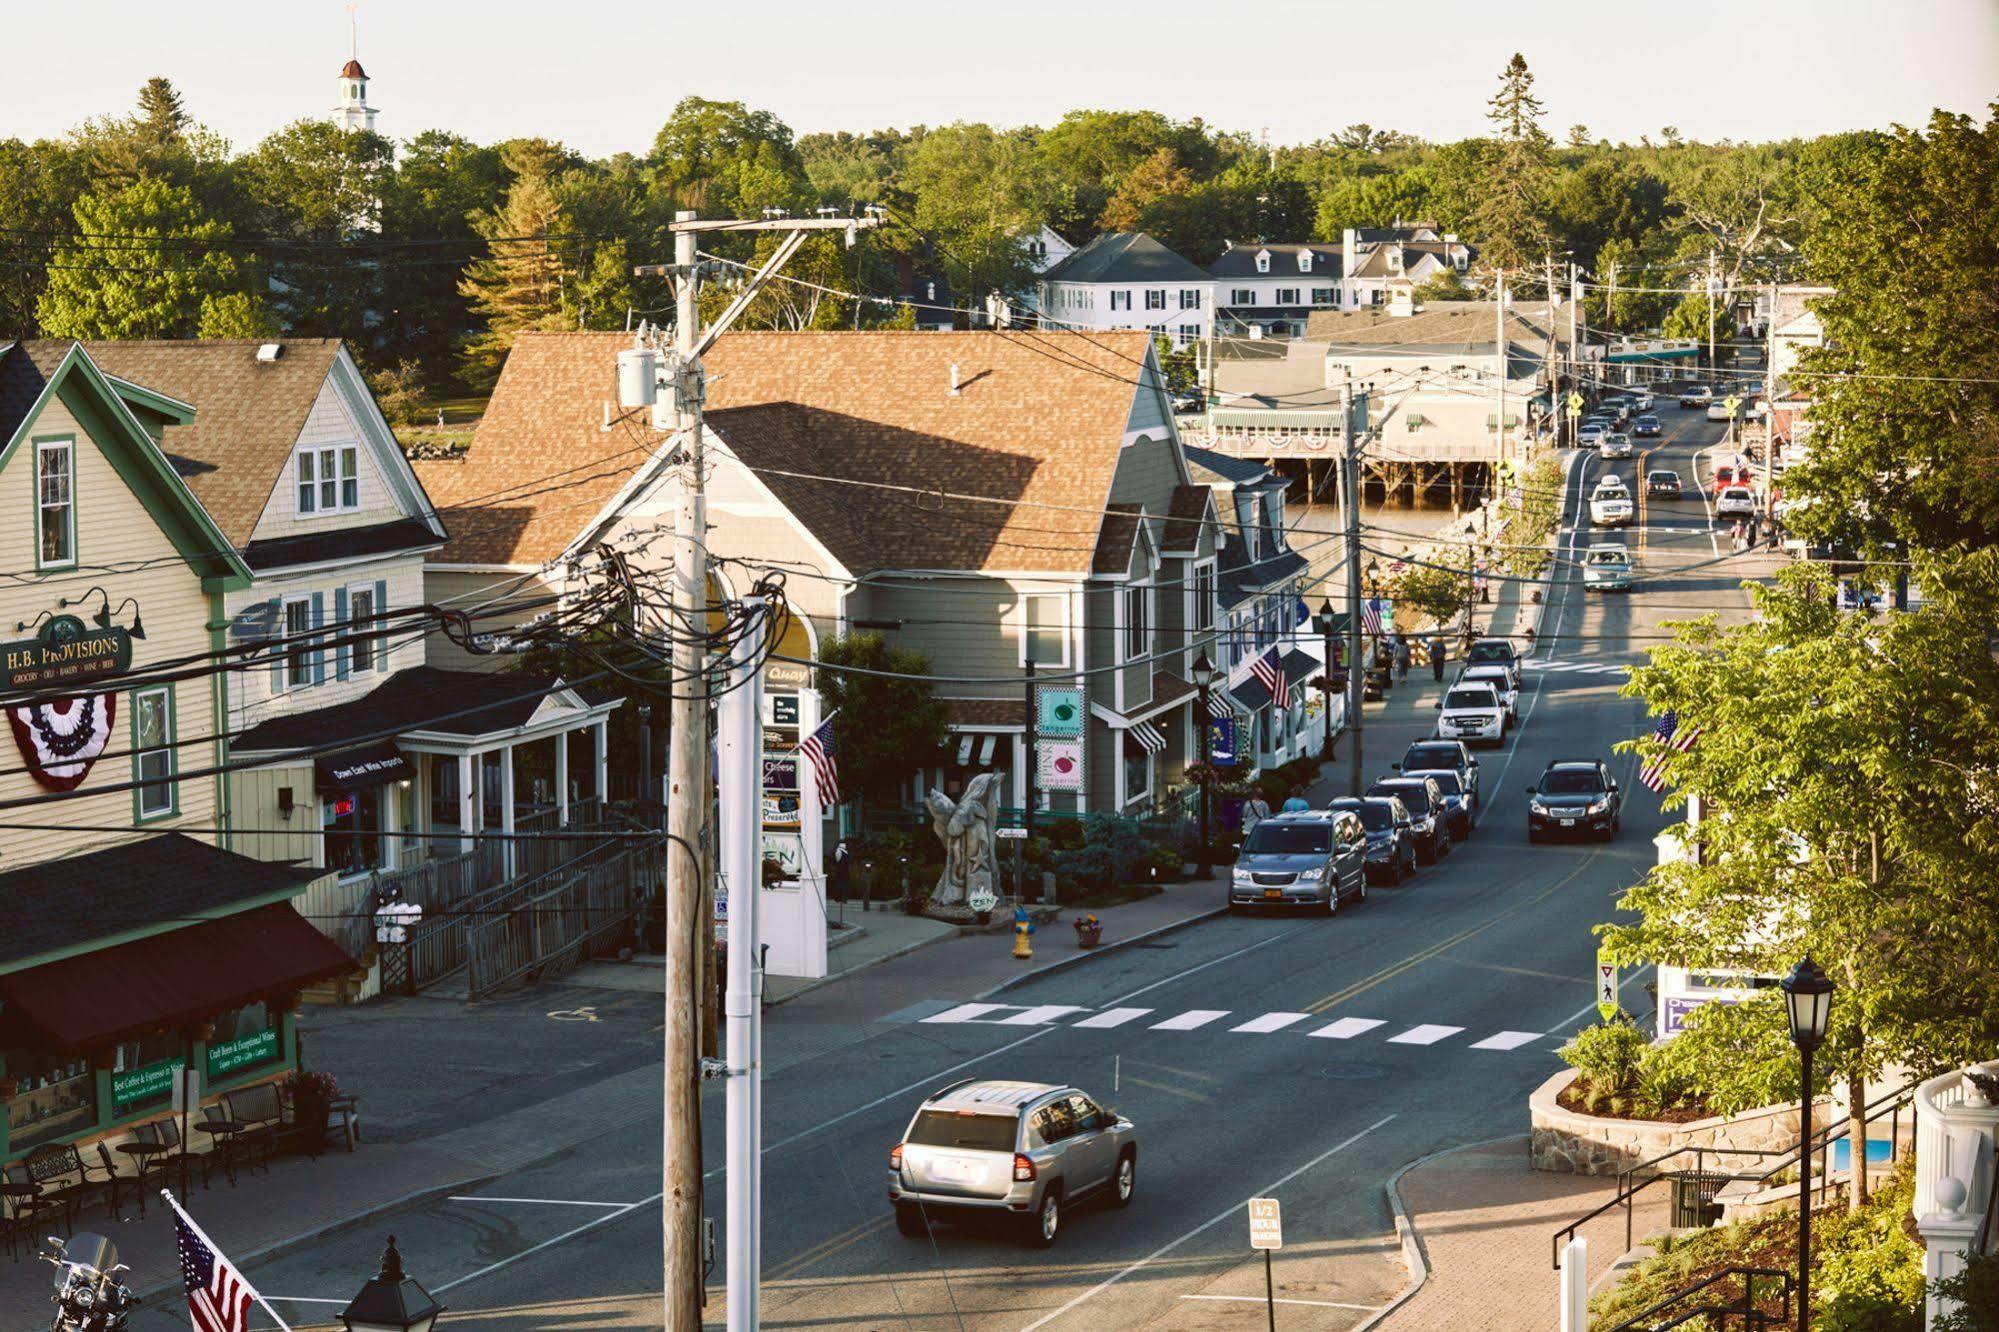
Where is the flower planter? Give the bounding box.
[1073,918,1103,949]
[1529,1067,1827,1177]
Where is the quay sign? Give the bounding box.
[2,614,134,689]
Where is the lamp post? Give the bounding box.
[1781,956,1834,1331]
[1313,599,1340,761]
[1191,652,1216,879]
[340,1236,443,1332]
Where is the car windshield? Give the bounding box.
[1417,771,1463,796]
[1445,688,1494,709]
[1595,487,1629,502]
[1244,824,1331,855]
[1468,643,1510,663]
[1370,782,1430,814]
[1339,802,1393,831]
[1588,549,1628,564]
[1649,472,1677,484]
[1540,769,1603,795]
[1403,744,1461,770]
[909,1110,1018,1151]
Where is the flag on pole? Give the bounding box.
[800,719,841,805]
[168,1191,288,1332]
[1361,597,1385,637]
[1250,647,1289,709]
[1638,712,1702,792]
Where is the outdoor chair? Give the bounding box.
[91,1144,131,1221]
[22,1143,116,1230]
[200,1103,269,1183]
[276,1080,363,1154]
[131,1119,204,1200]
[1,1160,59,1261]
[221,1084,287,1157]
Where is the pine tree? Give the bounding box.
[458,140,574,385]
[1471,54,1553,271]
[135,77,189,143]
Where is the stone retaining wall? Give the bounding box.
[1530,1067,1826,1177]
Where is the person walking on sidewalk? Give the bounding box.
[1242,791,1272,837]
[1282,785,1310,813]
[1428,634,1446,682]
[1395,636,1412,681]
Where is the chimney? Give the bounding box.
[949,362,962,397]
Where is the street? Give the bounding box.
[122,403,1762,1331]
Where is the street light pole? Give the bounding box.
[1782,956,1835,1332]
[1314,600,1338,761]
[1191,652,1216,879]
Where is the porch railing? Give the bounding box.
[464,839,664,1000]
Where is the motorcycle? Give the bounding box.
[40,1233,139,1332]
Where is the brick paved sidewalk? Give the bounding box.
[1376,1137,1669,1331]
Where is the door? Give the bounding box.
[1061,1093,1116,1194]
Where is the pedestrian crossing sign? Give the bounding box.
[1566,392,1584,414]
[1596,948,1619,1021]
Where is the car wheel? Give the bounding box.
[895,1203,928,1237]
[1354,874,1368,905]
[1029,1186,1062,1248]
[1323,888,1338,917]
[1111,1150,1136,1208]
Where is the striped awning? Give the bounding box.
[1207,690,1233,718]
[1130,721,1168,755]
[978,735,997,766]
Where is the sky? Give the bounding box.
[4,0,1995,157]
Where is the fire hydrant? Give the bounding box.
[1012,905,1034,960]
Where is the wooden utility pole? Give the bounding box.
[1494,269,1507,468]
[1342,370,1364,799]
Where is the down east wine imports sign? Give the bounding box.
[3,612,139,792]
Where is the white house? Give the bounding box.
[1343,224,1476,309]
[1016,226,1079,318]
[1036,232,1216,347]
[1210,242,1345,339]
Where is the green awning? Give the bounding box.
[1605,346,1700,363]
[1205,408,1349,430]
[1485,413,1522,428]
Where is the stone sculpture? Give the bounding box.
[926,771,1001,909]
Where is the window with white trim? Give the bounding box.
[1275,288,1300,305]
[1144,289,1166,310]
[1231,288,1255,306]
[348,583,378,675]
[1311,287,1336,305]
[1023,593,1068,667]
[1297,250,1313,272]
[1255,252,1270,273]
[35,440,74,567]
[1123,582,1150,661]
[1111,289,1131,311]
[133,685,175,819]
[284,595,313,690]
[1176,323,1198,347]
[296,444,360,515]
[1179,289,1201,310]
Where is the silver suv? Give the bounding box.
[889,1079,1136,1247]
[1229,810,1368,913]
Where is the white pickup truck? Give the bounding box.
[1456,663,1520,724]
[1590,478,1635,527]
[1434,681,1507,747]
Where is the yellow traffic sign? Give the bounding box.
[1596,948,1619,1021]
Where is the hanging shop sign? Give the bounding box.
[205,1028,279,1079]
[762,790,802,828]
[762,756,800,792]
[762,831,806,881]
[1035,684,1084,738]
[765,693,801,730]
[2,613,134,690]
[1036,740,1083,792]
[313,742,410,792]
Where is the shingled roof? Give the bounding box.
[421,330,1155,573]
[1041,232,1212,285]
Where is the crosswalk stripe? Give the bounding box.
[1071,1007,1153,1029]
[1308,1017,1386,1040]
[1230,1012,1310,1034]
[1470,1030,1545,1051]
[1387,1024,1465,1045]
[921,1003,1007,1024]
[1151,1009,1230,1031]
[994,1005,1088,1026]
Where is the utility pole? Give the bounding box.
[632,208,879,1332]
[1765,279,1778,525]
[1342,370,1364,799]
[718,601,767,1332]
[1568,263,1581,416]
[1706,249,1718,373]
[1542,253,1559,448]
[1494,269,1507,469]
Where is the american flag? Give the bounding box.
[800,719,841,805]
[1361,597,1385,637]
[1250,648,1289,709]
[173,1200,258,1332]
[1638,711,1703,792]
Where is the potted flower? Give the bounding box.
[287,1069,339,1157]
[1073,914,1103,948]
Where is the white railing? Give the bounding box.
[1914,1058,1999,1328]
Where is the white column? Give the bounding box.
[718,606,767,1332]
[1558,1238,1588,1332]
[457,752,476,855]
[555,732,570,826]
[594,719,609,807]
[500,744,517,879]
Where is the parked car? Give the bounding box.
[1590,479,1634,527]
[1632,414,1662,438]
[1228,810,1369,914]
[1646,469,1682,499]
[1366,776,1451,863]
[1627,391,1655,412]
[1583,543,1635,591]
[1525,759,1622,842]
[1601,431,1633,459]
[1716,485,1757,518]
[1434,681,1507,747]
[1329,796,1417,884]
[1406,768,1474,840]
[1604,402,1632,427]
[1396,738,1482,812]
[1465,637,1523,687]
[1577,422,1607,448]
[1457,663,1520,723]
[1706,400,1738,423]
[1711,464,1751,497]
[890,1079,1136,1246]
[1679,385,1713,408]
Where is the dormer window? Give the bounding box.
[297,443,360,515]
[1255,251,1270,274]
[1297,251,1313,273]
[1388,251,1402,273]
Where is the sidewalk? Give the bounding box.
[1373,1137,1669,1332]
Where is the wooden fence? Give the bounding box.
[464,840,664,1000]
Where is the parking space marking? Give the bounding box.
[446,1195,632,1208]
[1151,1009,1230,1031]
[1469,1031,1545,1051]
[1309,1017,1386,1040]
[1230,1012,1310,1034]
[1072,1007,1153,1029]
[1387,1024,1465,1046]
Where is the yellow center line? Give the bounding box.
[765,1212,895,1282]
[1304,851,1604,1014]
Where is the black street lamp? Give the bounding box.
[340,1236,444,1332]
[1781,957,1834,1330]
[1191,652,1217,880]
[1313,599,1340,761]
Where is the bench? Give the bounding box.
[224,1080,362,1159]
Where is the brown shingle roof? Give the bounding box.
[1091,503,1144,575]
[1160,484,1213,552]
[1304,301,1571,351]
[7,339,347,546]
[423,330,1151,572]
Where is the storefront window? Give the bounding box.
[430,754,460,831]
[5,1054,95,1152]
[111,1032,186,1115]
[324,785,385,877]
[205,1003,280,1081]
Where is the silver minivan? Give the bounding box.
[1228,810,1368,913]
[889,1079,1136,1247]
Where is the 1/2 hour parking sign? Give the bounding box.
[1247,1196,1282,1250]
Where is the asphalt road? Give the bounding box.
[133,397,1770,1331]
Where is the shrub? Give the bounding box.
[1815,1161,1924,1332]
[1559,1017,1647,1095]
[1053,815,1152,891]
[1930,1252,1999,1332]
[1645,992,1803,1117]
[1137,842,1184,880]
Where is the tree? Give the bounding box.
[458,139,575,386]
[36,176,248,339]
[379,130,507,383]
[815,633,949,824]
[1100,147,1196,234]
[1608,556,1999,1209]
[196,290,278,339]
[1411,266,1470,303]
[649,97,806,217]
[238,119,396,345]
[1037,109,1220,237]
[902,123,1062,303]
[1469,54,1553,271]
[135,77,189,142]
[1313,167,1434,240]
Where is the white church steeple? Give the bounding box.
[333,3,377,132]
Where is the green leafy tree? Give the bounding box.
[902,123,1061,303]
[458,139,575,385]
[815,633,949,827]
[649,97,806,217]
[196,290,278,339]
[238,119,396,344]
[1313,167,1435,240]
[36,176,248,338]
[1469,54,1553,271]
[1036,109,1220,237]
[379,130,507,384]
[1392,560,1470,626]
[135,77,189,142]
[1411,266,1470,302]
